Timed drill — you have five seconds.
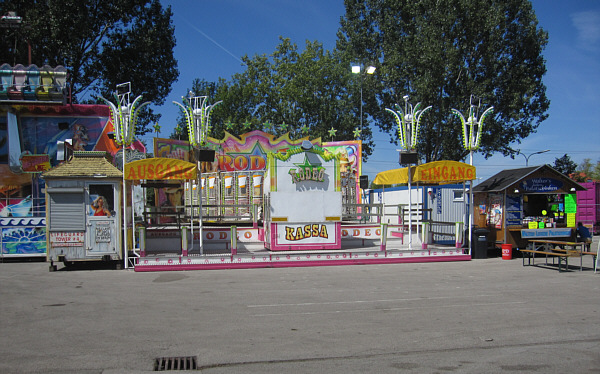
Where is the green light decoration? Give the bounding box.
[353,127,362,139]
[173,95,222,147]
[328,127,337,139]
[385,98,431,151]
[301,124,310,135]
[280,122,288,132]
[99,92,150,146]
[451,98,493,151]
[263,121,273,131]
[226,121,235,130]
[243,121,252,130]
[153,122,161,136]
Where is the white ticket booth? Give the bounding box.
[44,151,123,271]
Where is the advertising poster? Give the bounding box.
[505,194,522,226]
[488,194,503,229]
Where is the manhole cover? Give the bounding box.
[154,356,197,371]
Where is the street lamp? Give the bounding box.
[351,63,376,139]
[517,149,550,166]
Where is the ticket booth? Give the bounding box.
[43,151,123,271]
[263,141,342,251]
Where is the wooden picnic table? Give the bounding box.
[520,239,586,272]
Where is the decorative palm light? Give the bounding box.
[451,95,493,256]
[385,95,432,250]
[173,93,222,147]
[385,95,432,152]
[173,93,222,255]
[99,82,150,269]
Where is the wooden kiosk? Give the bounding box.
[473,165,586,249]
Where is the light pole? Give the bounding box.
[99,82,150,269]
[351,64,376,139]
[517,149,550,166]
[386,95,432,250]
[174,93,222,255]
[452,95,493,256]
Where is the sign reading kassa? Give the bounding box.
[285,224,329,241]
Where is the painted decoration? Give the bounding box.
[154,131,361,179]
[1,218,46,256]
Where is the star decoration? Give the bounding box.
[280,122,288,131]
[153,122,161,134]
[226,121,235,130]
[293,155,322,171]
[243,121,252,130]
[263,121,273,131]
[301,124,310,135]
[353,127,362,139]
[328,127,337,138]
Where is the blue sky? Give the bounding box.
[153,0,600,185]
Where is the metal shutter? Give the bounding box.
[48,189,85,231]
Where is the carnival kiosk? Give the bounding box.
[473,165,586,249]
[44,151,123,271]
[263,140,342,251]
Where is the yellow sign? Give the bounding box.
[374,161,475,185]
[125,158,197,180]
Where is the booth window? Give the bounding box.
[89,184,114,216]
[453,190,464,202]
[48,189,85,231]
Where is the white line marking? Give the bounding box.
[251,301,526,317]
[248,294,497,308]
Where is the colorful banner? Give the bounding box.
[154,131,361,177]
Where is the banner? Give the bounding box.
[124,158,197,180]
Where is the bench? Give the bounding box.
[519,249,573,272]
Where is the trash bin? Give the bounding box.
[472,228,490,259]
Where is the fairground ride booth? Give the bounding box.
[263,140,343,251]
[473,165,586,250]
[154,131,363,227]
[43,151,123,271]
[373,160,476,249]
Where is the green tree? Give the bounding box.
[553,154,577,175]
[336,0,549,162]
[572,158,600,182]
[0,0,179,135]
[171,38,374,156]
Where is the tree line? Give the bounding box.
[1,0,549,164]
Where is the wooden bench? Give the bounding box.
[527,239,594,271]
[519,249,573,272]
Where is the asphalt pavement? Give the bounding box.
[0,255,599,373]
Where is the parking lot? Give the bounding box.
[1,256,599,373]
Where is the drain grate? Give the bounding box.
[154,356,197,371]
